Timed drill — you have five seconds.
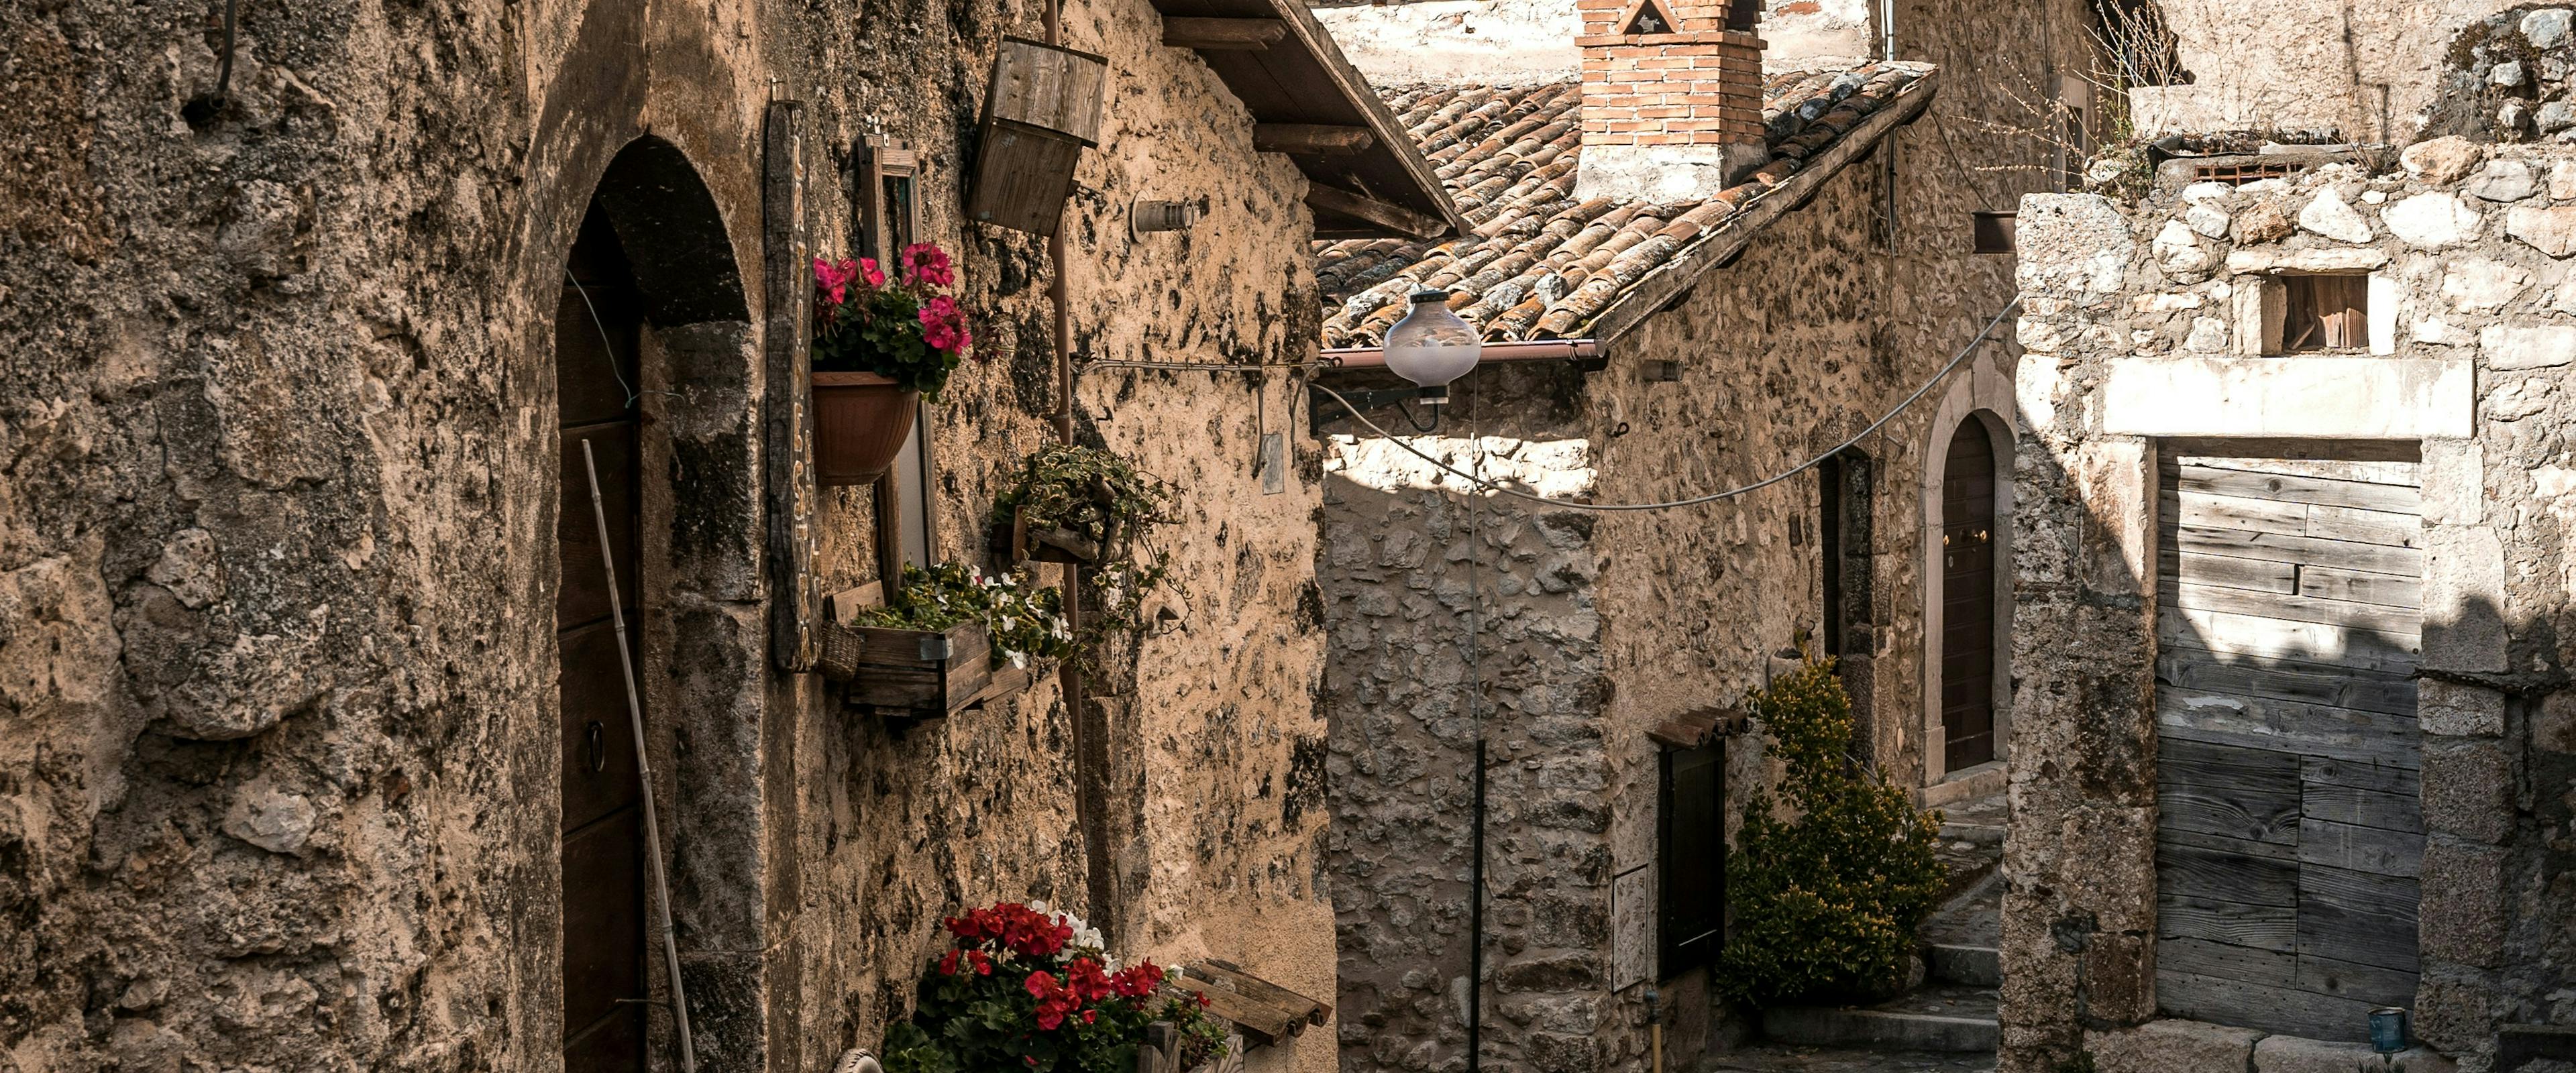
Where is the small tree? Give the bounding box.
[1719,657,1947,1007]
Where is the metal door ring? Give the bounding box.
[586,720,608,773]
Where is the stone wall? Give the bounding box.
[2006,140,2576,1072]
[0,1,1337,1071]
[2129,0,2518,143]
[1317,4,2094,1068]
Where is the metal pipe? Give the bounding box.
[1320,338,1599,369]
[580,439,697,1073]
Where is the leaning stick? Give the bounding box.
[580,438,698,1073]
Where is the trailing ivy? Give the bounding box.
[991,444,1177,646]
[1719,655,1948,1007]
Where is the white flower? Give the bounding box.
[1010,651,1028,669]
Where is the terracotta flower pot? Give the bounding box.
[812,372,918,486]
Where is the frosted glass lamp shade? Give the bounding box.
[1383,290,1481,402]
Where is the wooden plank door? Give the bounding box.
[558,209,649,1072]
[2153,454,2424,1041]
[1941,420,1998,771]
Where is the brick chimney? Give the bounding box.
[1574,0,1768,202]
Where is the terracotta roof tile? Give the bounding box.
[1316,61,1934,346]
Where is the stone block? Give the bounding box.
[2422,526,2508,673]
[2387,192,2484,249]
[2402,137,2483,184]
[2442,258,2531,312]
[2098,357,2473,439]
[2301,188,2375,243]
[2477,325,2576,370]
[2553,159,2576,201]
[2086,1019,2262,1073]
[2412,969,2498,1054]
[2228,247,2392,274]
[2256,1033,2384,1073]
[2237,278,2288,355]
[2420,439,2485,528]
[2471,159,2540,203]
[2371,273,2401,355]
[2419,679,2505,738]
[2419,842,2509,967]
[2540,691,2576,754]
[2508,204,2576,257]
[2078,930,2155,1025]
[2422,738,2515,844]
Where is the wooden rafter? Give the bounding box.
[1252,123,1375,155]
[1305,183,1445,240]
[1160,16,1287,50]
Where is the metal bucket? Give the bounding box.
[2369,1007,2408,1053]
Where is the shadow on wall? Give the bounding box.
[2003,429,2566,1068]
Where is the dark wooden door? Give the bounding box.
[2152,454,2424,1041]
[558,209,649,1072]
[1941,420,1997,771]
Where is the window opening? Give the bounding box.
[1819,449,1874,661]
[2284,274,2368,351]
[2192,160,2308,186]
[1615,0,1681,35]
[855,136,937,582]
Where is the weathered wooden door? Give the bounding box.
[1940,420,1997,771]
[2153,453,2424,1041]
[557,211,649,1072]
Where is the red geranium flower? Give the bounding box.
[859,257,887,288]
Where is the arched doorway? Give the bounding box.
[1939,418,1998,771]
[557,201,651,1070]
[544,135,755,1072]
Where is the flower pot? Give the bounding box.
[812,372,917,486]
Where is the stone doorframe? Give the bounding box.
[2023,353,2509,1059]
[507,6,784,1065]
[1918,354,2018,795]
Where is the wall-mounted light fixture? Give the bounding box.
[1313,289,1485,430]
[1131,198,1200,237]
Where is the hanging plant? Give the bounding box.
[883,901,1230,1073]
[851,563,1074,671]
[812,243,975,398]
[808,243,977,485]
[991,444,1177,642]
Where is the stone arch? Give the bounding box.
[1918,357,2018,793]
[517,128,770,1066]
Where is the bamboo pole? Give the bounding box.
[580,438,698,1073]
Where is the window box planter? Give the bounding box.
[818,618,991,714]
[810,371,916,486]
[1004,504,1110,564]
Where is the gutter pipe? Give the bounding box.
[1319,338,1601,370]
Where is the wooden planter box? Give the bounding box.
[817,583,992,716]
[822,619,992,715]
[1003,505,1112,565]
[967,37,1108,236]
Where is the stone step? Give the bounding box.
[1761,985,2000,1054]
[1923,944,2001,988]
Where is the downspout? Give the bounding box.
[1042,0,1114,944]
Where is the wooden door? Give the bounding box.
[2153,454,2424,1041]
[558,209,649,1072]
[1940,420,1997,771]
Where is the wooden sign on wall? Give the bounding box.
[763,100,822,672]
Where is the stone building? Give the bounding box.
[0,0,1454,1070]
[1305,0,2098,1069]
[2006,137,2576,1072]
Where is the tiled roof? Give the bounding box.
[1315,61,1935,346]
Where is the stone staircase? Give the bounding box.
[1722,793,2006,1072]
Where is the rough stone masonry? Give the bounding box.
[2008,138,2576,1073]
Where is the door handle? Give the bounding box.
[586,720,608,773]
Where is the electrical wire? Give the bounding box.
[564,267,642,408]
[1313,294,2021,512]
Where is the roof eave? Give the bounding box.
[1150,0,1470,240]
[1580,69,1943,350]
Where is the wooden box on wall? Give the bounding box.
[967,36,1108,236]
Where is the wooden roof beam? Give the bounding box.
[1305,183,1447,240]
[1253,123,1375,156]
[1161,17,1287,50]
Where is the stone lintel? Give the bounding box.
[2098,357,2473,439]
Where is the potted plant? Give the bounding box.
[990,445,1177,649]
[824,563,1075,714]
[810,242,973,485]
[883,901,1232,1073]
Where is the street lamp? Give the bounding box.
[1382,288,1482,404]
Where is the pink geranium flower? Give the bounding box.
[812,256,857,305]
[900,242,955,288]
[859,257,887,288]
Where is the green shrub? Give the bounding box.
[1719,656,1947,1007]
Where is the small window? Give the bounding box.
[2285,274,2369,351]
[1819,449,1874,661]
[1658,739,1725,979]
[2194,160,2310,186]
[855,137,937,581]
